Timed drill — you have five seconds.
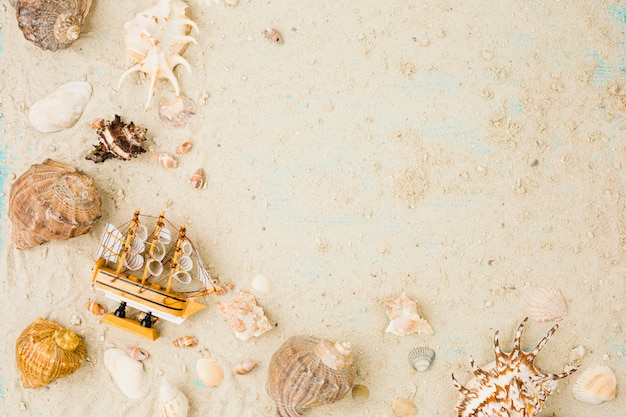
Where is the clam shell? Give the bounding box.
[104,347,149,399]
[196,358,224,387]
[233,360,257,375]
[15,318,86,388]
[159,96,198,129]
[153,152,178,169]
[527,287,567,323]
[572,365,617,404]
[85,301,107,315]
[126,347,150,361]
[158,378,189,417]
[86,115,148,163]
[391,397,417,417]
[29,81,92,132]
[408,346,435,372]
[217,291,272,340]
[172,336,198,348]
[384,293,434,336]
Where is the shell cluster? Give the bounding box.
[86,115,148,163]
[217,291,272,340]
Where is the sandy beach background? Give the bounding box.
[0,0,625,416]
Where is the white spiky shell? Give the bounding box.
[527,287,567,323]
[118,0,198,108]
[158,379,189,417]
[104,348,150,399]
[572,365,617,404]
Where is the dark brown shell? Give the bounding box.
[267,336,356,417]
[16,318,86,388]
[12,0,93,51]
[9,159,102,249]
[86,115,147,163]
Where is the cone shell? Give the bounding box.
[217,291,273,340]
[176,141,193,154]
[158,378,189,417]
[527,287,567,323]
[233,360,257,375]
[196,358,224,387]
[159,96,198,129]
[266,336,356,417]
[188,168,205,189]
[84,301,107,315]
[172,336,198,348]
[384,293,434,336]
[153,152,178,169]
[392,397,417,417]
[9,159,102,249]
[126,347,150,361]
[572,365,617,404]
[408,346,435,372]
[29,81,92,132]
[104,347,149,399]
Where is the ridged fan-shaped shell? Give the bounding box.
[9,159,102,249]
[408,346,435,372]
[15,318,86,388]
[266,336,356,417]
[527,287,567,323]
[572,365,617,404]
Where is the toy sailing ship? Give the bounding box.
[91,210,221,340]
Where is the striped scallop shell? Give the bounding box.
[527,287,567,323]
[408,346,435,372]
[266,336,356,417]
[572,365,617,404]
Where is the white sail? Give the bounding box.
[96,223,125,262]
[194,251,217,289]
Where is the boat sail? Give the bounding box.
[90,210,221,340]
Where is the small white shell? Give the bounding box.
[572,365,617,404]
[158,378,189,417]
[527,287,567,322]
[29,81,92,132]
[251,274,271,293]
[104,348,149,399]
[408,346,435,372]
[196,358,224,387]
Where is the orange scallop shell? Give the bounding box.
[172,336,198,348]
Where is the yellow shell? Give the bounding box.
[15,318,86,388]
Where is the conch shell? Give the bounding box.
[384,293,433,336]
[104,347,150,399]
[86,115,148,163]
[217,291,272,340]
[9,159,102,249]
[11,0,93,51]
[15,318,86,388]
[266,336,356,417]
[158,378,189,417]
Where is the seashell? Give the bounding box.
[391,397,417,417]
[408,346,435,372]
[267,336,356,417]
[15,318,86,388]
[84,301,107,315]
[119,0,198,108]
[217,291,272,340]
[9,159,102,249]
[527,287,567,323]
[29,81,92,132]
[159,96,198,129]
[104,347,150,399]
[196,358,224,387]
[158,378,189,417]
[12,0,93,51]
[351,384,370,399]
[188,168,205,189]
[176,141,193,154]
[153,152,178,169]
[384,293,433,336]
[86,115,148,163]
[126,347,150,361]
[233,360,257,375]
[172,336,198,348]
[263,27,284,44]
[572,365,617,404]
[251,274,271,293]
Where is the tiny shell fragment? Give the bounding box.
[153,152,178,169]
[217,291,272,340]
[251,274,271,293]
[188,168,205,189]
[85,301,107,315]
[158,95,198,129]
[263,27,283,44]
[233,360,257,375]
[172,336,198,348]
[176,141,193,154]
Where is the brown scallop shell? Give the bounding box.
[16,318,86,388]
[12,0,93,51]
[266,336,356,417]
[9,159,102,249]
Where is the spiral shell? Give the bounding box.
[86,115,148,163]
[84,301,107,315]
[158,378,189,417]
[9,159,102,249]
[408,346,435,372]
[11,0,93,51]
[172,336,197,348]
[266,336,356,417]
[153,152,178,169]
[233,360,257,375]
[188,168,205,189]
[263,27,284,44]
[15,318,86,388]
[126,347,150,361]
[176,141,193,154]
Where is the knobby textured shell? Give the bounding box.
[217,291,272,340]
[452,318,578,417]
[15,318,86,388]
[527,287,568,323]
[384,293,434,336]
[408,346,435,372]
[572,364,617,404]
[11,0,93,51]
[266,336,356,417]
[29,81,92,132]
[159,378,189,417]
[86,115,148,163]
[9,159,102,249]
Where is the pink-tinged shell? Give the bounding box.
[233,360,257,375]
[452,318,578,417]
[172,336,198,348]
[176,141,193,154]
[85,301,107,315]
[217,291,272,340]
[188,168,205,189]
[384,293,433,336]
[527,287,567,323]
[152,152,178,169]
[572,365,617,404]
[263,27,283,44]
[159,96,197,129]
[126,347,149,361]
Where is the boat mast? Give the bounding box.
[115,210,140,277]
[140,211,165,285]
[165,225,186,293]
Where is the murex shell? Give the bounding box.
[11,0,93,51]
[384,293,433,336]
[29,81,92,132]
[86,115,148,163]
[527,287,568,323]
[267,336,356,417]
[217,291,272,340]
[9,159,102,249]
[572,364,617,404]
[119,0,198,108]
[104,347,150,399]
[159,378,189,417]
[452,318,578,417]
[15,318,86,388]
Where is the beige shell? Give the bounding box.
[527,287,567,323]
[188,168,205,189]
[233,360,257,375]
[29,81,92,132]
[12,0,93,51]
[9,159,102,249]
[153,152,178,169]
[391,397,417,417]
[159,378,189,417]
[384,293,434,336]
[104,347,149,399]
[572,365,617,404]
[172,336,198,348]
[266,336,356,417]
[126,347,150,361]
[263,27,284,44]
[159,95,198,129]
[176,141,193,154]
[84,301,107,315]
[351,384,370,399]
[15,318,86,388]
[217,291,272,340]
[408,346,435,372]
[196,358,224,387]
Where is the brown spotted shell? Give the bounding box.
[266,336,356,417]
[9,159,102,249]
[12,0,93,51]
[16,318,86,388]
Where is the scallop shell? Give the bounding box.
[119,0,198,108]
[172,336,198,348]
[158,378,189,417]
[408,346,435,372]
[9,159,102,249]
[85,301,107,315]
[266,336,356,417]
[384,293,434,336]
[217,291,272,340]
[153,152,178,169]
[391,397,417,417]
[188,168,205,189]
[126,347,150,361]
[233,360,257,375]
[176,141,193,154]
[196,358,224,387]
[572,365,617,404]
[527,287,567,323]
[159,96,198,129]
[29,81,92,132]
[104,347,150,399]
[15,318,86,388]
[12,0,93,51]
[86,115,148,163]
[263,27,284,44]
